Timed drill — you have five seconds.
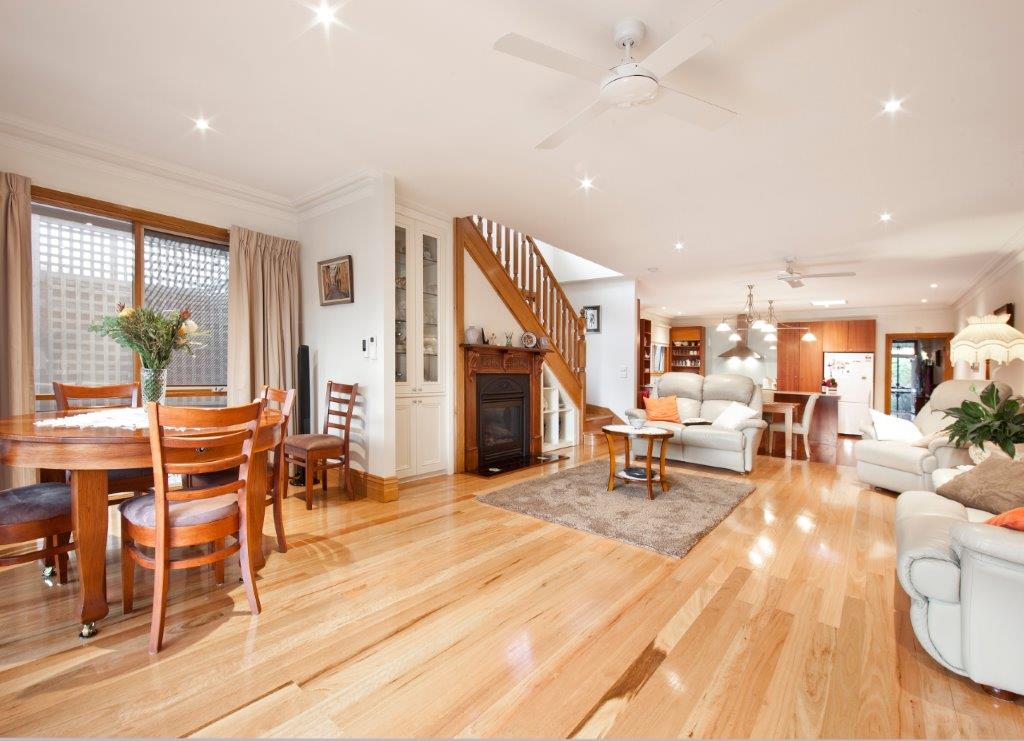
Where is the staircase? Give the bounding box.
[583,404,623,439]
[456,216,586,441]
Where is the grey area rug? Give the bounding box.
[476,460,755,558]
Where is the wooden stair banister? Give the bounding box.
[457,216,586,439]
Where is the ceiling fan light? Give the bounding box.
[801,331,817,342]
[599,66,659,107]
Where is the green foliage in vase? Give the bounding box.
[942,382,1024,458]
[89,304,202,371]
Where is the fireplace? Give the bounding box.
[476,374,530,469]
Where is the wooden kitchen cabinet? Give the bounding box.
[822,321,848,353]
[847,319,876,352]
[777,319,875,392]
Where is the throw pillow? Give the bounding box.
[935,456,1024,513]
[712,401,759,430]
[869,409,923,443]
[986,507,1024,532]
[644,395,681,423]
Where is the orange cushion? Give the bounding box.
[986,507,1024,532]
[644,395,681,424]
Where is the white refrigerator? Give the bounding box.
[824,352,874,436]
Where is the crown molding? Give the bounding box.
[293,170,384,219]
[0,112,298,222]
[951,224,1024,311]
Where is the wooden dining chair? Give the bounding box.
[53,381,154,497]
[120,400,264,654]
[0,482,75,584]
[189,385,296,552]
[284,381,358,510]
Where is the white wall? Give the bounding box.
[463,252,521,343]
[0,132,298,238]
[563,278,637,418]
[298,173,397,478]
[535,240,620,282]
[953,251,1024,392]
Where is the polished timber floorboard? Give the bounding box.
[1,445,1023,738]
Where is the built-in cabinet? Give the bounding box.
[777,319,875,392]
[395,208,451,479]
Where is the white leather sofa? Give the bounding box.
[855,380,1012,493]
[895,471,1024,697]
[624,373,766,474]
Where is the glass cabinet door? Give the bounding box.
[395,223,409,387]
[420,231,439,387]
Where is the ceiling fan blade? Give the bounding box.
[536,100,610,149]
[493,33,607,83]
[802,272,857,279]
[642,0,777,78]
[651,86,735,130]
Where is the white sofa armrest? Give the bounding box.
[624,408,647,423]
[951,522,1024,567]
[896,514,962,602]
[927,434,957,453]
[736,418,768,430]
[860,422,877,440]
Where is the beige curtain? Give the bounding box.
[227,226,301,408]
[0,173,34,489]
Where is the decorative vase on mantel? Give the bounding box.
[141,367,168,405]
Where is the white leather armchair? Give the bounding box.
[896,489,1024,697]
[855,380,1012,492]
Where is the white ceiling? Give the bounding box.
[1,0,1022,317]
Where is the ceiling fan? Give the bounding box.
[493,1,773,149]
[777,258,857,289]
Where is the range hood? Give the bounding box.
[718,314,763,360]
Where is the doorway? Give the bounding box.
[884,332,954,419]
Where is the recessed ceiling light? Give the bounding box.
[661,306,667,310]
[810,299,846,307]
[674,241,685,251]
[647,266,658,273]
[920,298,928,303]
[883,98,903,114]
[312,2,337,27]
[930,283,938,289]
[676,311,682,315]
[879,212,892,223]
[193,117,210,131]
[578,176,594,191]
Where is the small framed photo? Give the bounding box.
[582,305,601,333]
[318,255,354,306]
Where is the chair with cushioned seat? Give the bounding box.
[188,385,296,552]
[285,381,358,510]
[769,392,818,460]
[53,381,154,498]
[0,482,75,584]
[119,401,264,653]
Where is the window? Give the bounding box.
[30,194,229,409]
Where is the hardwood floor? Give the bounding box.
[1,444,1022,738]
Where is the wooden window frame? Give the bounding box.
[883,332,954,414]
[30,186,230,402]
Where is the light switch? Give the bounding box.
[619,365,628,379]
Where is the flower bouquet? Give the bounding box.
[89,304,202,404]
[821,377,838,395]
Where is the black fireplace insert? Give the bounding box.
[476,373,531,473]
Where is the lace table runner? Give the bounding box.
[35,407,149,430]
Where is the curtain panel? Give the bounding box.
[227,226,301,412]
[0,173,35,489]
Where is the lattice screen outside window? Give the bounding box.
[143,230,229,394]
[30,205,135,407]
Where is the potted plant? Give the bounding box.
[942,382,1024,463]
[90,304,202,404]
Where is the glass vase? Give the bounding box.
[141,367,167,405]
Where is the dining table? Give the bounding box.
[0,408,282,637]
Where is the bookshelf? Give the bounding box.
[669,326,705,375]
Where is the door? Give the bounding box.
[395,397,413,478]
[415,223,445,395]
[413,397,445,474]
[395,217,413,394]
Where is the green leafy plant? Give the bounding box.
[942,382,1024,458]
[89,304,201,371]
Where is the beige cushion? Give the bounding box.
[285,433,342,454]
[0,483,72,526]
[120,492,237,528]
[678,426,744,452]
[935,457,1024,514]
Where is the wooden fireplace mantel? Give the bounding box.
[461,344,549,472]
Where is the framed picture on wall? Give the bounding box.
[582,305,601,333]
[318,255,354,306]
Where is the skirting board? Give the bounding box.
[349,469,399,502]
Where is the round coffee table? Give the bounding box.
[601,424,673,499]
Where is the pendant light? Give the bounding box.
[760,300,777,333]
[801,329,817,342]
[716,317,732,332]
[728,331,741,342]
